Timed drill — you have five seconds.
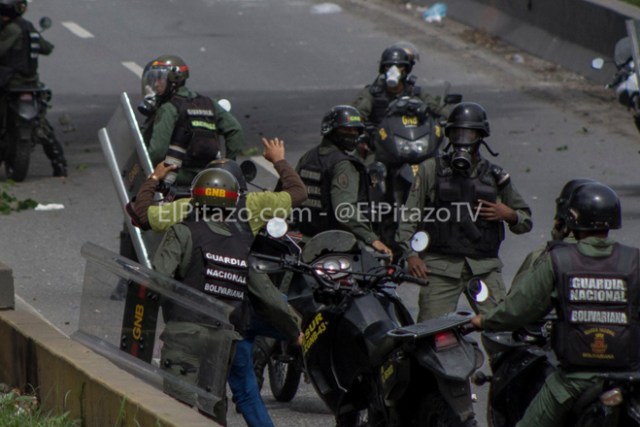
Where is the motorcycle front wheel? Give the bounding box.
[4,131,31,182]
[268,346,302,402]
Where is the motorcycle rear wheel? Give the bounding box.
[5,136,31,182]
[268,347,302,402]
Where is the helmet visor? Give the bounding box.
[448,128,482,146]
[141,68,169,98]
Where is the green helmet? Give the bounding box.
[191,168,240,209]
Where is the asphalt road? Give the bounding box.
[2,0,640,426]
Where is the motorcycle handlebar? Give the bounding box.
[397,273,428,286]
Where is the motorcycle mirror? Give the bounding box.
[39,17,52,31]
[240,160,257,183]
[218,99,232,112]
[591,57,605,70]
[444,93,463,105]
[266,217,288,239]
[410,231,429,253]
[467,278,490,303]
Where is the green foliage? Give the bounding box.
[622,0,640,6]
[0,390,80,427]
[0,181,38,215]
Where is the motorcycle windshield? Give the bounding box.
[302,230,358,263]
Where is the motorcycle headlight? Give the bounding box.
[394,135,430,156]
[313,257,352,279]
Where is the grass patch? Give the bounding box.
[0,388,80,427]
[0,181,38,214]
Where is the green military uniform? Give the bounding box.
[146,86,245,185]
[0,17,53,86]
[480,237,620,427]
[396,156,532,321]
[352,78,447,124]
[298,138,381,245]
[153,218,300,423]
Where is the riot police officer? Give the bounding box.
[510,178,597,290]
[398,102,532,321]
[153,167,302,426]
[471,182,640,427]
[139,54,245,186]
[0,0,67,176]
[295,105,392,257]
[352,43,448,129]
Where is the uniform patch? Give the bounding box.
[337,173,349,188]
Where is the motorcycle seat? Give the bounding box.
[387,311,472,340]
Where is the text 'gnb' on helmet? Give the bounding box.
[566,182,621,231]
[141,54,189,100]
[0,0,26,19]
[321,105,365,152]
[191,168,240,209]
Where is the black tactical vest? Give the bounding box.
[0,18,39,78]
[424,156,507,258]
[295,144,370,236]
[170,208,253,332]
[169,94,221,169]
[368,78,421,125]
[551,243,640,371]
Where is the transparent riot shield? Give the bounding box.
[626,19,640,97]
[73,242,234,418]
[98,92,156,267]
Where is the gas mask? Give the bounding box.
[332,130,365,153]
[138,94,158,116]
[384,65,402,88]
[448,128,482,172]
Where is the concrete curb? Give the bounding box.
[410,0,640,84]
[0,306,220,427]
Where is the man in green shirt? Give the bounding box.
[471,182,640,427]
[397,102,532,321]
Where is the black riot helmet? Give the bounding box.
[206,159,248,195]
[190,168,240,209]
[445,102,491,143]
[379,46,415,74]
[566,182,621,232]
[321,105,365,152]
[0,0,26,19]
[555,178,598,222]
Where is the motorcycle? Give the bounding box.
[469,279,640,427]
[0,17,60,181]
[592,27,640,133]
[367,90,461,252]
[252,219,483,426]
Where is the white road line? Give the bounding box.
[61,21,95,39]
[122,61,144,78]
[250,155,278,178]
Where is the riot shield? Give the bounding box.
[626,20,640,97]
[98,93,165,363]
[98,92,155,267]
[73,242,234,418]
